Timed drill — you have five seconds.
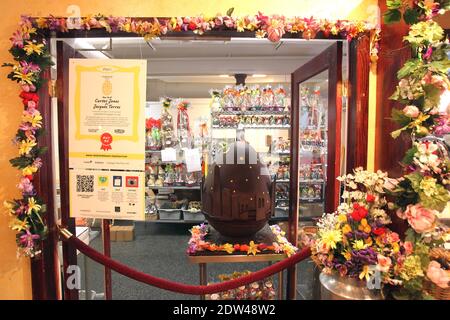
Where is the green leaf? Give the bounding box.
[391,128,403,139]
[419,183,450,211]
[402,146,417,165]
[391,108,411,127]
[405,228,418,243]
[397,59,422,79]
[405,172,423,192]
[403,8,420,25]
[226,7,234,16]
[386,0,402,9]
[383,9,402,24]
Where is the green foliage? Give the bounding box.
[405,172,450,211]
[391,108,411,126]
[403,8,420,25]
[383,9,402,24]
[10,156,34,169]
[226,7,235,16]
[402,146,418,165]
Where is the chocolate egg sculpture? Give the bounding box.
[202,141,273,237]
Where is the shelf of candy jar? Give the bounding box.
[211,115,290,129]
[210,85,290,113]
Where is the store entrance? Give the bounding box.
[53,36,353,300]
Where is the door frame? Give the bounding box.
[32,28,371,300]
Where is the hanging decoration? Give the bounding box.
[3,15,52,257]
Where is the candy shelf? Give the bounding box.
[212,110,290,116]
[147,185,201,190]
[211,125,290,130]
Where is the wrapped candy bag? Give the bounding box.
[145,118,162,150]
[176,100,193,149]
[274,86,287,111]
[160,98,177,148]
[209,89,222,113]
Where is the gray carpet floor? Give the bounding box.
[77,222,317,300]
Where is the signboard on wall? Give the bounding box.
[68,59,147,221]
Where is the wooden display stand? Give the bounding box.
[188,253,286,300]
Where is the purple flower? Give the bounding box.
[19,229,40,249]
[423,46,433,60]
[33,158,43,168]
[434,115,450,136]
[10,31,24,48]
[20,61,40,74]
[18,177,34,195]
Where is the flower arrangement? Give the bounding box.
[187,223,297,257]
[311,1,449,299]
[2,15,52,257]
[383,0,450,299]
[312,168,403,282]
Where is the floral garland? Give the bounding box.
[382,0,450,300]
[3,16,52,257]
[187,224,298,257]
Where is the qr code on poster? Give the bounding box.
[76,175,94,192]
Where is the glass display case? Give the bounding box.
[297,71,328,219]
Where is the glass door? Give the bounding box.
[286,42,343,299]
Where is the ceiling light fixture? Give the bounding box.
[252,74,267,78]
[219,74,230,78]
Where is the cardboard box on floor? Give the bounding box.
[110,225,134,242]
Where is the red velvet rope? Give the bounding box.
[67,235,311,295]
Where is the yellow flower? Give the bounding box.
[255,30,266,38]
[36,17,48,29]
[359,265,374,281]
[221,243,234,254]
[247,241,260,256]
[24,41,44,56]
[419,176,437,197]
[337,214,347,223]
[374,236,382,246]
[236,19,245,32]
[342,224,352,234]
[320,229,342,250]
[343,250,352,261]
[10,218,29,232]
[13,70,33,84]
[22,165,38,176]
[27,197,41,215]
[392,242,400,253]
[353,239,369,250]
[3,200,15,215]
[22,112,43,128]
[18,139,37,156]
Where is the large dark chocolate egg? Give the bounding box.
[202,141,273,237]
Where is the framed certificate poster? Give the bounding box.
[68,59,147,221]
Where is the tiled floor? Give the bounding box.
[77,222,317,300]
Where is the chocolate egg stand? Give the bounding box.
[202,141,276,243]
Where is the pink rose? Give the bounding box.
[377,254,392,273]
[403,241,414,255]
[388,232,400,243]
[403,204,437,233]
[427,261,450,289]
[403,105,420,118]
[396,208,406,219]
